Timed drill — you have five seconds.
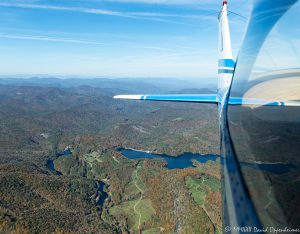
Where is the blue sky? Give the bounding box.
[0,0,251,80]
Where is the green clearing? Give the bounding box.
[186,176,220,206]
[134,165,146,191]
[84,152,102,165]
[202,176,221,192]
[109,199,155,231]
[110,165,155,231]
[216,226,223,234]
[185,177,206,206]
[124,181,140,197]
[143,227,162,234]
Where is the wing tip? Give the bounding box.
[113,95,143,100]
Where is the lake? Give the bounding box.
[118,148,219,169]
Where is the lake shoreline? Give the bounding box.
[118,147,220,169]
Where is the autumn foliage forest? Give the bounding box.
[0,78,221,233]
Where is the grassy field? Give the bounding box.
[134,165,146,191]
[185,177,207,206]
[186,176,221,206]
[109,199,155,231]
[124,181,140,198]
[203,176,221,192]
[122,167,146,200]
[84,152,103,165]
[143,227,163,234]
[110,165,155,231]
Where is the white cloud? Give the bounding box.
[0,2,217,22]
[0,33,105,45]
[102,0,206,5]
[0,33,183,52]
[0,3,123,16]
[42,0,215,6]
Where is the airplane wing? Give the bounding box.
[228,97,300,107]
[114,94,300,107]
[113,94,218,103]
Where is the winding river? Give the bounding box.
[46,148,72,175]
[46,149,108,209]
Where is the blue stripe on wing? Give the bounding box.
[228,97,300,107]
[114,94,218,103]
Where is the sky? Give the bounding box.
[0,0,252,80]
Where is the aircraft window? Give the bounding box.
[251,6,300,76]
[228,1,300,230]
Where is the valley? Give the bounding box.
[0,78,221,233]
